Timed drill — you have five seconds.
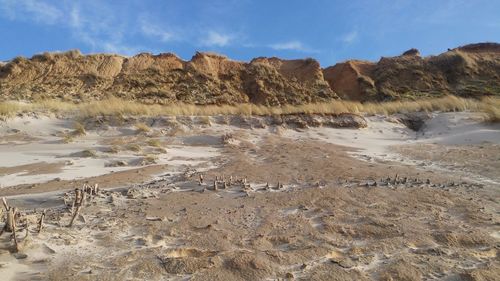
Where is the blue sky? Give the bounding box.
[0,0,499,66]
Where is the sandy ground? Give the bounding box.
[0,112,499,280]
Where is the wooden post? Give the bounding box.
[68,205,81,227]
[68,188,84,227]
[82,191,87,206]
[12,213,19,252]
[37,209,46,233]
[6,207,15,232]
[2,197,8,210]
[88,184,93,202]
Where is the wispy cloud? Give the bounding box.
[140,18,175,43]
[341,30,358,44]
[201,31,233,47]
[0,0,62,24]
[0,0,242,54]
[0,0,144,55]
[269,40,318,53]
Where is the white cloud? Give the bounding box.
[0,1,243,54]
[341,30,358,44]
[140,19,175,42]
[268,40,318,53]
[0,0,62,24]
[201,31,232,47]
[0,0,145,55]
[270,41,306,51]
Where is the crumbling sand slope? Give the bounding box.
[324,43,500,101]
[0,51,336,106]
[0,43,499,104]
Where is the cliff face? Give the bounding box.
[330,43,500,101]
[0,43,499,104]
[0,51,336,105]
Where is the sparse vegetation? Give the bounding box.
[62,134,74,143]
[0,96,499,122]
[105,145,120,154]
[78,149,97,158]
[126,144,142,152]
[197,116,211,125]
[141,154,158,165]
[146,139,162,147]
[481,97,500,122]
[72,122,86,136]
[155,147,167,154]
[135,122,151,133]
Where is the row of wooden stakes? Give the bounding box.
[198,174,285,191]
[66,184,100,227]
[0,197,45,253]
[0,183,99,253]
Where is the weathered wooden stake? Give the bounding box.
[68,188,84,227]
[2,197,8,210]
[6,207,15,233]
[37,209,46,233]
[68,205,81,227]
[11,207,18,252]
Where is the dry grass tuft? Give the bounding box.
[155,147,167,154]
[0,102,22,117]
[477,97,500,122]
[72,122,86,136]
[79,149,97,158]
[1,96,499,122]
[62,134,74,143]
[105,145,120,154]
[146,139,162,147]
[141,154,158,165]
[135,122,151,133]
[126,144,142,152]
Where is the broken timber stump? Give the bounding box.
[68,188,84,227]
[5,207,15,233]
[37,209,46,233]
